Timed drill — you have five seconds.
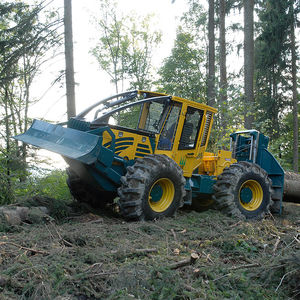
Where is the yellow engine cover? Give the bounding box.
[199,150,237,177]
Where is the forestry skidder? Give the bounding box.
[15,90,296,220]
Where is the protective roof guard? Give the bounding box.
[75,90,217,124]
[91,95,172,125]
[76,90,138,119]
[75,90,171,121]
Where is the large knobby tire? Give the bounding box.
[118,154,186,221]
[212,162,273,220]
[66,168,116,208]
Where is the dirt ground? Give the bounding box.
[0,200,299,300]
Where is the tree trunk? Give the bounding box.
[290,3,299,172]
[207,0,215,107]
[3,88,12,200]
[219,0,227,131]
[244,0,254,129]
[64,0,76,119]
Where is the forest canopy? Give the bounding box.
[0,0,299,205]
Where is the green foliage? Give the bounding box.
[268,105,300,171]
[115,105,141,129]
[255,0,293,138]
[157,29,206,101]
[157,1,208,102]
[15,169,71,202]
[0,0,62,205]
[91,0,161,92]
[11,169,72,220]
[0,148,28,205]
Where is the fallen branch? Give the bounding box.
[275,269,297,293]
[171,229,177,242]
[169,253,199,270]
[212,273,231,282]
[183,284,196,292]
[229,221,242,228]
[202,251,213,263]
[0,241,48,255]
[49,222,75,248]
[85,271,119,278]
[110,248,158,256]
[273,237,281,255]
[134,248,158,254]
[230,263,260,271]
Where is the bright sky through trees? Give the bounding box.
[30,0,187,122]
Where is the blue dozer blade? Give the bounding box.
[14,119,101,165]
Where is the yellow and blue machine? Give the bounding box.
[14,90,285,220]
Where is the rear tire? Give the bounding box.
[213,162,273,220]
[118,155,186,221]
[66,168,116,208]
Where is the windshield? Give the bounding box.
[138,101,169,133]
[91,98,170,134]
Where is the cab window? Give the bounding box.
[157,102,182,150]
[179,107,204,150]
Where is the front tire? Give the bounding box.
[213,162,273,220]
[118,155,186,221]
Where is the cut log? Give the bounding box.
[169,253,199,269]
[284,172,300,203]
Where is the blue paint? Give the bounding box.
[240,187,253,203]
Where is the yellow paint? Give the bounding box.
[148,178,175,212]
[101,90,225,178]
[155,100,217,177]
[239,180,263,211]
[199,150,237,177]
[102,128,153,160]
[138,102,150,129]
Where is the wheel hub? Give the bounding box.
[240,187,253,204]
[148,178,175,212]
[239,179,263,211]
[150,184,163,202]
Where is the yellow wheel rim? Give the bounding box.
[148,178,175,213]
[239,179,263,211]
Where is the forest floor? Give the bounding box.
[0,198,299,300]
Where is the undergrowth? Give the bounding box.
[0,203,299,299]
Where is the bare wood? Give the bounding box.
[275,269,296,292]
[229,221,242,228]
[134,248,158,254]
[273,237,281,255]
[64,0,76,118]
[50,222,75,248]
[212,273,231,282]
[171,229,177,242]
[82,271,119,279]
[0,241,48,255]
[111,248,157,255]
[203,251,213,263]
[230,263,260,271]
[183,284,196,292]
[170,253,199,270]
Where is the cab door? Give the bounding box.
[173,106,212,177]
